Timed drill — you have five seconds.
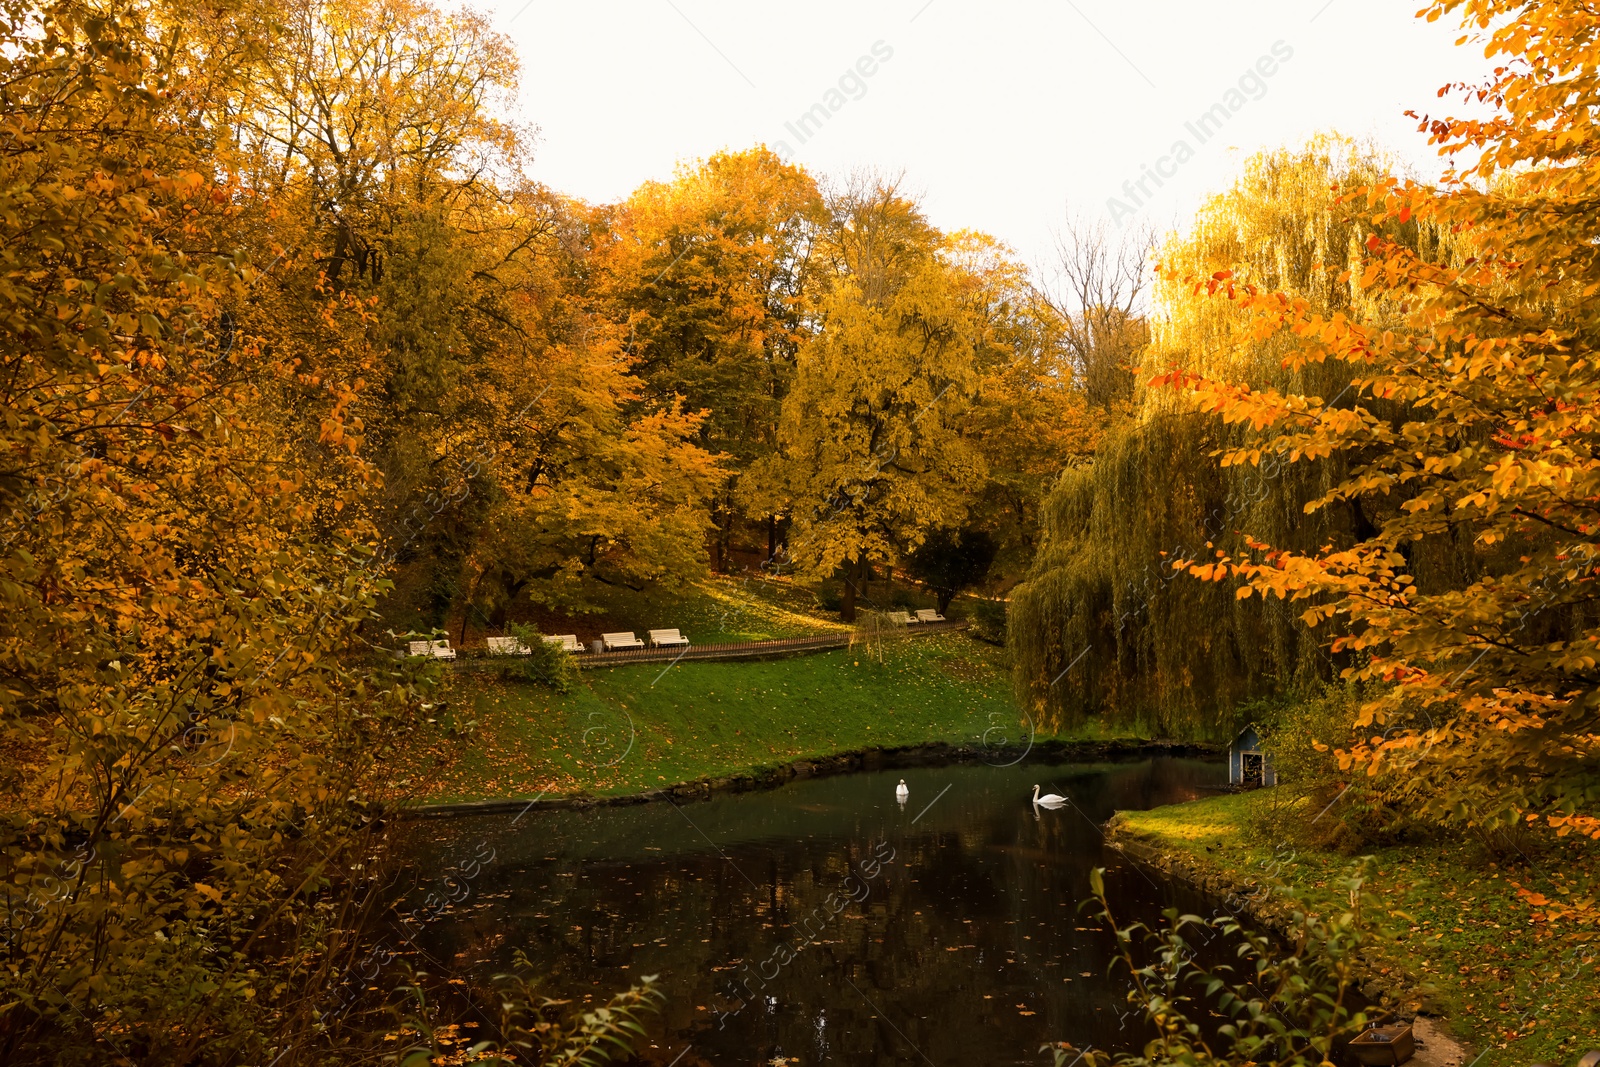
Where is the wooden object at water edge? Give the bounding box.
[1348,1023,1415,1066]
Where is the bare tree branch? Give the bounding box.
[1044,212,1154,409]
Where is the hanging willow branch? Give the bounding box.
[1009,138,1460,737]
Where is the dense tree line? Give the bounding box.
[0,0,1101,1061]
[4,0,1597,1062]
[1016,0,1600,845]
[1012,140,1405,736]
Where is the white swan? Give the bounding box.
[1032,784,1067,807]
[895,779,909,801]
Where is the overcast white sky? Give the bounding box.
[487,0,1491,267]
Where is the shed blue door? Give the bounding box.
[1230,726,1264,785]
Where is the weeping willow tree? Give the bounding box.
[1012,137,1452,736]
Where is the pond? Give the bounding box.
[387,754,1226,1066]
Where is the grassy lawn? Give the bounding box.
[1112,791,1600,1065]
[392,632,1136,802]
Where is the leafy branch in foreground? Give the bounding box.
[1047,864,1378,1067]
[391,956,663,1067]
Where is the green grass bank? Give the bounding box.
[1110,790,1599,1065]
[391,632,1143,803]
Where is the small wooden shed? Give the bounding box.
[1229,725,1277,787]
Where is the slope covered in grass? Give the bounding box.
[394,634,1136,802]
[1112,791,1600,1064]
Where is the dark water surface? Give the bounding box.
[389,755,1226,1066]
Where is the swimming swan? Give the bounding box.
[1032,784,1067,807]
[895,779,909,801]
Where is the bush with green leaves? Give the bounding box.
[1257,686,1364,793]
[966,596,1007,645]
[1047,863,1379,1067]
[501,624,576,693]
[392,958,662,1067]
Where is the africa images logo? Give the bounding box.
[773,40,896,158]
[1107,39,1295,226]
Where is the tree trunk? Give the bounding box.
[714,482,735,573]
[458,571,482,646]
[937,588,954,615]
[489,573,527,631]
[767,516,777,563]
[840,556,859,622]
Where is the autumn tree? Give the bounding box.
[755,180,1076,619]
[0,2,666,1063]
[1160,3,1600,838]
[950,230,1095,581]
[1010,140,1397,735]
[180,0,721,630]
[0,3,410,1062]
[1045,214,1154,413]
[595,148,824,569]
[752,182,959,619]
[452,209,725,627]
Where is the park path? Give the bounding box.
[573,619,969,667]
[456,619,971,668]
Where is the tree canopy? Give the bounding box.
[6,0,1599,1062]
[1155,0,1600,839]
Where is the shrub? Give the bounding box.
[500,624,576,693]
[815,581,843,614]
[391,956,662,1067]
[966,596,1007,645]
[1047,863,1379,1067]
[1259,685,1362,792]
[1254,685,1451,851]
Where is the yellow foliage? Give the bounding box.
[1155,0,1600,837]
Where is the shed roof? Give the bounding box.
[1231,724,1264,749]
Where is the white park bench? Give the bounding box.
[600,631,645,651]
[543,634,583,653]
[915,609,946,623]
[886,611,917,626]
[485,636,532,655]
[648,628,690,648]
[407,639,456,659]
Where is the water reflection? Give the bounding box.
[388,755,1224,1066]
